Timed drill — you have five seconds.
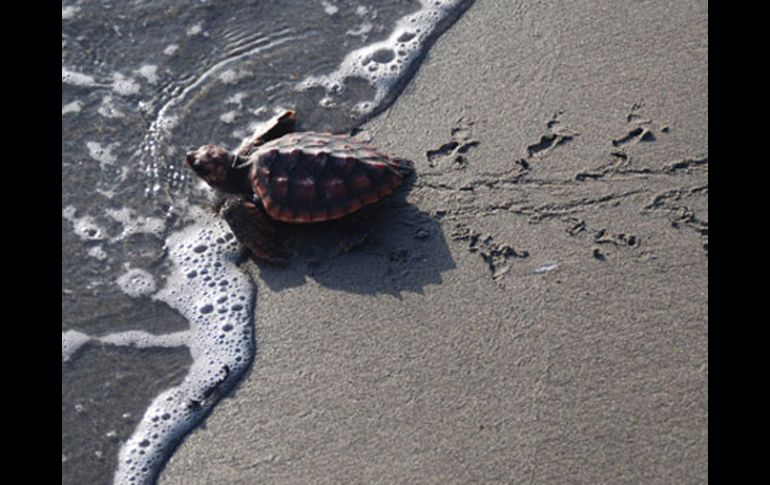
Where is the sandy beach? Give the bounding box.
[159,1,708,483]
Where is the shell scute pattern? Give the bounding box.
[251,132,405,223]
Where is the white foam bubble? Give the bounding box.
[163,44,179,56]
[298,0,470,116]
[64,203,168,264]
[219,110,238,123]
[97,188,116,199]
[62,5,80,20]
[105,207,166,241]
[97,329,190,350]
[116,267,157,297]
[63,205,107,242]
[346,22,373,38]
[62,205,76,219]
[114,209,256,485]
[62,68,100,88]
[64,205,253,480]
[98,95,126,119]
[111,72,142,95]
[62,330,91,362]
[226,92,248,107]
[219,69,236,83]
[63,67,145,97]
[186,22,203,36]
[62,100,83,115]
[321,0,339,16]
[87,245,108,261]
[219,69,250,84]
[135,65,160,84]
[86,141,119,167]
[61,329,191,362]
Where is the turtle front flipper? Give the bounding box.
[236,110,297,158]
[220,195,290,266]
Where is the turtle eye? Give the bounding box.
[185,151,200,167]
[186,158,211,177]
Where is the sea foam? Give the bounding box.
[298,0,472,115]
[112,209,256,485]
[63,205,256,485]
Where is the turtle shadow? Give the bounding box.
[253,190,455,296]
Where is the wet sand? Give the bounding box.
[160,1,707,483]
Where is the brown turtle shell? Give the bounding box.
[247,132,407,223]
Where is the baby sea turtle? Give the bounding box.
[186,110,413,265]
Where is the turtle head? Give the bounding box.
[186,144,248,194]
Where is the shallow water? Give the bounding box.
[62,1,472,483]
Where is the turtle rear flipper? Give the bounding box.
[392,157,415,176]
[220,196,290,266]
[236,110,297,158]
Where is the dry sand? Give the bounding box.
[160,0,708,483]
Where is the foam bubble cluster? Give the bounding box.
[62,330,91,362]
[62,5,80,20]
[116,267,157,297]
[135,65,160,85]
[61,67,143,97]
[62,205,107,242]
[61,329,190,362]
[63,205,257,484]
[86,141,120,168]
[114,210,256,485]
[62,100,83,115]
[105,207,166,241]
[61,67,99,88]
[298,0,471,115]
[62,204,168,265]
